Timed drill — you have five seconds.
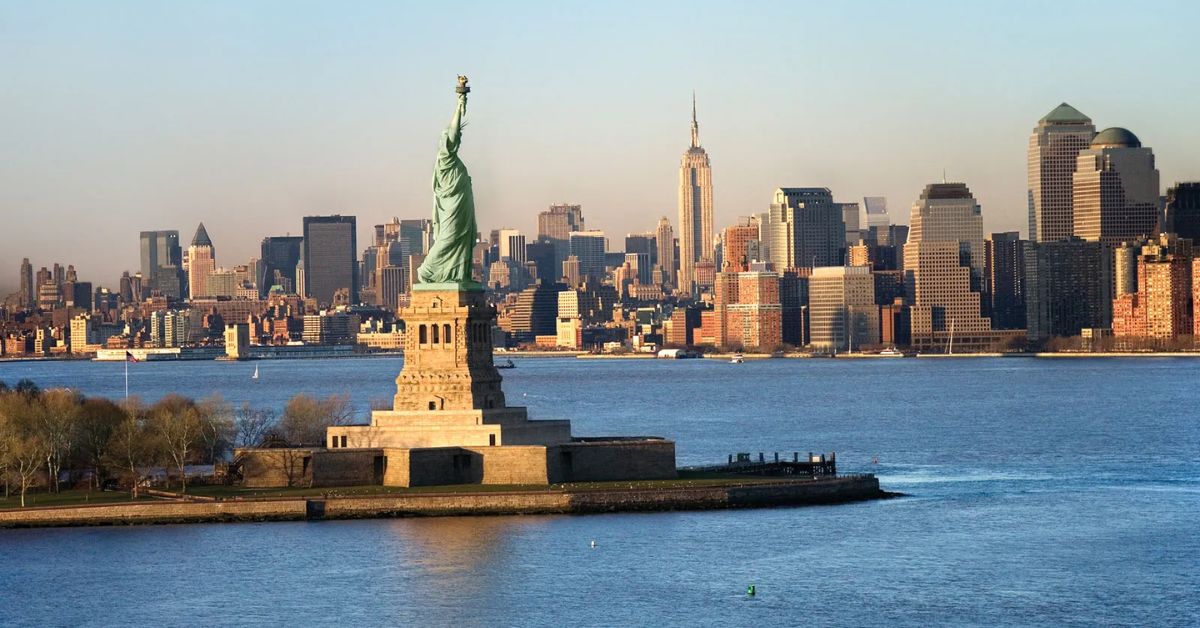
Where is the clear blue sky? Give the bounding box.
[3,0,1199,293]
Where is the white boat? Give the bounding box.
[251,365,259,379]
[879,347,904,357]
[730,354,744,364]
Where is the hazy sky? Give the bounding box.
[3,1,1199,295]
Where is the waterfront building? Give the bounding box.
[678,95,714,294]
[507,283,560,345]
[808,266,878,352]
[18,258,33,310]
[301,311,358,345]
[768,188,843,270]
[712,270,782,350]
[139,230,184,298]
[1164,182,1200,242]
[569,231,606,280]
[1111,234,1194,342]
[903,183,1001,351]
[779,270,809,347]
[186,223,216,299]
[1028,103,1096,242]
[655,217,676,288]
[259,236,303,297]
[302,215,358,307]
[1072,127,1160,245]
[1024,238,1111,341]
[984,232,1027,330]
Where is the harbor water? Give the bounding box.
[0,356,1196,626]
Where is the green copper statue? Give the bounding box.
[416,75,481,290]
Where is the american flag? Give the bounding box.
[125,351,140,363]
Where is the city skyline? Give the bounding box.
[4,2,1200,293]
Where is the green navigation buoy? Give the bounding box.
[747,584,756,597]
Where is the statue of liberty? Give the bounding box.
[416,75,481,290]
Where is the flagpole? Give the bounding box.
[125,357,129,400]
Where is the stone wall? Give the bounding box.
[465,446,550,484]
[235,448,315,488]
[549,439,677,483]
[0,499,307,527]
[312,450,384,487]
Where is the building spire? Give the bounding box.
[690,91,699,148]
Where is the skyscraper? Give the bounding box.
[139,230,183,298]
[655,217,676,288]
[1073,127,1160,245]
[984,232,1027,330]
[906,182,985,287]
[864,196,889,229]
[498,228,526,264]
[809,266,878,352]
[18,258,33,310]
[1028,103,1096,242]
[678,94,714,294]
[769,188,843,270]
[840,202,862,246]
[1025,238,1111,341]
[569,231,607,280]
[624,233,657,267]
[538,203,584,273]
[903,183,997,351]
[302,215,358,306]
[1164,182,1200,241]
[186,222,216,299]
[259,236,304,296]
[721,223,759,273]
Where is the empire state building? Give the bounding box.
[678,94,714,294]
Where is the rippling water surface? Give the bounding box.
[0,356,1197,626]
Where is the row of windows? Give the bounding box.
[416,322,494,346]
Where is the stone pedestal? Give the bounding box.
[330,288,572,450]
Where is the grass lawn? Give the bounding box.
[0,488,149,510]
[179,473,796,501]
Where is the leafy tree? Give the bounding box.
[76,397,127,491]
[0,393,48,507]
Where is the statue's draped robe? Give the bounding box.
[418,93,477,285]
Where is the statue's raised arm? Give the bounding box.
[416,76,480,290]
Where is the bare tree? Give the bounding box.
[196,396,235,465]
[277,394,355,446]
[233,403,275,448]
[148,395,203,494]
[36,389,81,493]
[10,433,46,507]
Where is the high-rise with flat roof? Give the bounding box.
[1164,182,1200,242]
[809,266,878,352]
[769,188,843,270]
[1025,238,1112,341]
[678,95,714,294]
[655,217,676,288]
[864,196,889,229]
[1073,127,1160,245]
[18,258,33,310]
[984,232,1027,330]
[569,231,607,280]
[140,230,183,299]
[1028,103,1096,242]
[259,236,304,296]
[302,215,358,306]
[538,203,584,273]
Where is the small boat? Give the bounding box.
[496,359,516,369]
[878,347,903,357]
[251,365,259,379]
[729,354,744,364]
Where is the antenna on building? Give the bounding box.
[942,169,947,184]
